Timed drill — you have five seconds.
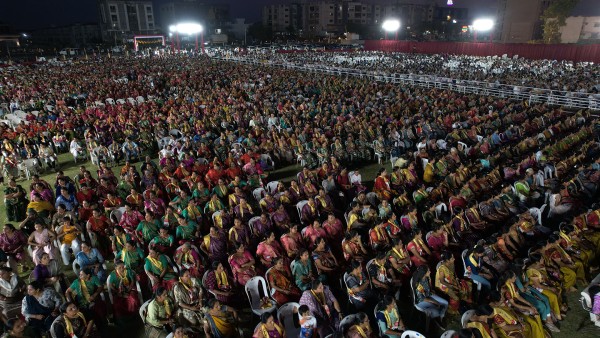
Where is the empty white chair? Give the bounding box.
[127,97,136,105]
[116,99,126,105]
[136,96,145,103]
[245,276,277,316]
[106,98,115,105]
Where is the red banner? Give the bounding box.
[364,40,600,63]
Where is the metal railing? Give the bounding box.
[213,56,600,111]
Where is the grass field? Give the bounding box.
[1,152,598,337]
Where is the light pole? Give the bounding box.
[472,18,494,43]
[382,19,401,40]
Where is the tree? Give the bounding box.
[541,0,579,44]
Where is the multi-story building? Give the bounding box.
[559,0,600,43]
[262,3,303,34]
[97,0,157,43]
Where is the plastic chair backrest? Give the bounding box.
[139,300,151,324]
[461,309,476,328]
[401,330,426,338]
[277,302,301,338]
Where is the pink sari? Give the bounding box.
[228,251,256,286]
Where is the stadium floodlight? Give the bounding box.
[175,23,203,35]
[472,19,494,32]
[382,19,400,40]
[382,19,401,33]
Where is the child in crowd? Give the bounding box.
[299,305,317,338]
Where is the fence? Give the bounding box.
[213,56,600,111]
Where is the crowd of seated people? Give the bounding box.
[225,49,600,95]
[0,51,598,338]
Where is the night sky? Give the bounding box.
[1,0,597,31]
[0,0,285,30]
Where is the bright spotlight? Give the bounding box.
[382,19,401,32]
[472,19,494,32]
[175,23,203,35]
[169,25,176,32]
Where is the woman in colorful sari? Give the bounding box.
[31,252,67,291]
[51,302,98,338]
[175,214,199,243]
[253,312,286,338]
[228,243,257,286]
[201,226,229,263]
[347,312,375,338]
[375,296,406,338]
[299,280,343,337]
[145,247,177,290]
[203,298,240,338]
[65,268,107,327]
[500,271,559,333]
[173,269,204,328]
[311,237,338,280]
[373,168,393,201]
[145,287,175,338]
[28,222,58,265]
[107,260,140,323]
[413,265,448,325]
[280,224,305,259]
[257,232,286,267]
[75,241,106,282]
[136,211,161,246]
[174,242,204,279]
[268,257,302,306]
[292,250,316,292]
[407,229,432,267]
[204,262,236,305]
[525,253,567,318]
[435,252,472,314]
[541,235,581,291]
[0,224,29,269]
[21,280,62,334]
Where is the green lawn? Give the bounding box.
[1,153,598,337]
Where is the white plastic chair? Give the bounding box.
[411,276,431,330]
[260,154,275,170]
[440,330,456,338]
[461,309,476,328]
[529,204,547,226]
[266,181,280,194]
[277,302,300,338]
[253,187,266,202]
[402,330,426,338]
[212,210,223,227]
[248,216,261,234]
[296,200,309,221]
[18,158,41,180]
[139,300,151,324]
[127,97,136,105]
[136,96,145,104]
[106,98,115,105]
[244,276,277,316]
[116,99,126,105]
[434,203,448,219]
